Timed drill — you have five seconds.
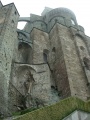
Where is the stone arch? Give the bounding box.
[18,17,30,30]
[31,20,47,31]
[17,30,31,41]
[18,42,32,64]
[17,30,32,48]
[17,30,27,38]
[31,20,47,26]
[48,16,65,32]
[18,17,30,22]
[49,16,65,23]
[17,21,27,30]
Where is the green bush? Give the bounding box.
[14,97,90,120]
[13,107,38,116]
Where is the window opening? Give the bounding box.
[83,57,90,70]
[55,19,58,23]
[52,47,56,52]
[12,20,14,23]
[71,19,75,25]
[80,46,85,51]
[43,53,47,63]
[15,11,17,15]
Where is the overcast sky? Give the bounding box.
[2,0,90,36]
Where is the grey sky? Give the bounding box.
[2,0,90,36]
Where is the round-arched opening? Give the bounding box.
[80,46,85,51]
[18,42,32,64]
[52,47,56,52]
[17,21,27,30]
[83,57,90,70]
[43,53,48,63]
[43,49,49,63]
[71,19,75,25]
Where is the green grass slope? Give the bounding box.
[14,97,90,120]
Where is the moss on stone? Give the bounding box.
[14,97,90,120]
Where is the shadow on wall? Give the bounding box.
[43,49,49,63]
[18,42,32,64]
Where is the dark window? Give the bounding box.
[71,19,75,25]
[12,20,14,23]
[43,53,47,63]
[83,57,90,70]
[55,19,58,23]
[80,46,84,51]
[41,23,43,26]
[52,47,56,52]
[15,11,17,15]
[87,83,89,86]
[43,49,49,63]
[43,15,46,20]
[58,91,62,96]
[18,43,23,50]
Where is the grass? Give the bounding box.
[13,97,90,120]
[12,107,38,116]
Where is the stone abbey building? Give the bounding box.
[0,1,90,117]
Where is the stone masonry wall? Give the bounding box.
[49,24,71,98]
[56,23,90,100]
[31,28,50,64]
[0,3,19,115]
[75,35,90,98]
[8,82,23,113]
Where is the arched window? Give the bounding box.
[17,21,27,30]
[43,49,49,63]
[55,19,58,23]
[71,19,75,25]
[43,53,47,63]
[52,47,56,52]
[80,46,85,51]
[18,42,32,64]
[83,57,90,70]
